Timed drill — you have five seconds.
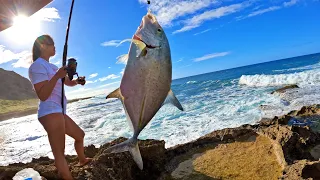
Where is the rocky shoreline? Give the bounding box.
[1,103,320,180]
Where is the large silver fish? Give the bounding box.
[104,11,183,170]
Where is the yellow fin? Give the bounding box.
[106,88,123,100]
[117,39,146,51]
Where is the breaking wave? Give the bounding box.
[239,69,320,87]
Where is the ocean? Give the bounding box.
[1,52,320,166]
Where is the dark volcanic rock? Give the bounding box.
[0,138,166,180]
[258,125,320,164]
[282,160,320,180]
[271,84,299,94]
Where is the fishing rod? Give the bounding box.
[61,0,75,114]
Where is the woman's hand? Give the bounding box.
[55,66,68,79]
[76,76,86,86]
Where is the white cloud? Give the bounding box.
[0,45,32,68]
[177,59,183,62]
[178,64,193,69]
[99,74,120,82]
[101,40,122,47]
[193,52,230,62]
[247,6,281,17]
[120,68,125,75]
[12,52,32,68]
[194,28,212,35]
[50,54,61,65]
[67,87,91,94]
[86,80,98,84]
[239,0,299,21]
[173,25,198,34]
[31,7,61,22]
[283,0,299,7]
[252,5,263,11]
[139,0,217,27]
[235,15,245,21]
[52,61,60,65]
[65,87,94,99]
[173,58,184,63]
[99,81,121,88]
[0,45,18,64]
[89,73,98,79]
[66,79,121,99]
[173,2,249,34]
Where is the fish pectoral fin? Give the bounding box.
[103,138,143,170]
[132,39,147,58]
[132,39,146,51]
[106,88,123,100]
[137,48,147,58]
[163,89,184,111]
[117,38,146,51]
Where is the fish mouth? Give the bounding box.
[133,34,158,49]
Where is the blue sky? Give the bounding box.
[0,0,319,99]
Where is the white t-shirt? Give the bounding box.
[28,58,67,116]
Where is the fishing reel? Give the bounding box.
[66,58,85,84]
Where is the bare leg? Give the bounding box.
[39,113,73,180]
[64,114,92,166]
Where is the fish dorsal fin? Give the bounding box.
[117,54,129,64]
[163,89,184,111]
[106,88,123,100]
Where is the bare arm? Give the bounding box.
[33,74,60,101]
[33,66,67,101]
[64,76,86,87]
[64,77,78,87]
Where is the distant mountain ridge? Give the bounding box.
[0,68,37,100]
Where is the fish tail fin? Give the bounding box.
[103,138,143,170]
[129,141,143,170]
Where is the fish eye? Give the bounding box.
[157,28,162,32]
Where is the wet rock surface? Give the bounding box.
[271,84,299,94]
[1,104,320,179]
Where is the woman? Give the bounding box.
[28,35,91,180]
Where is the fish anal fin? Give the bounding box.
[163,89,184,111]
